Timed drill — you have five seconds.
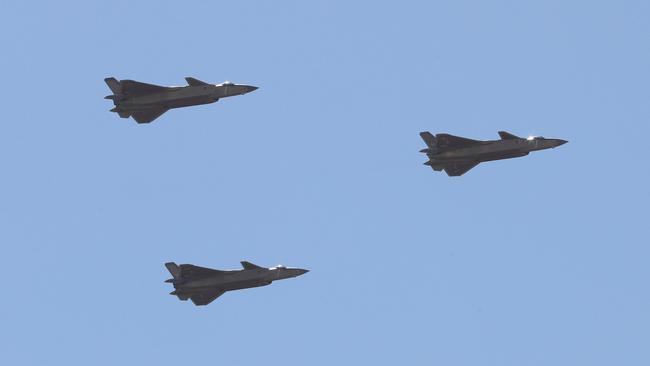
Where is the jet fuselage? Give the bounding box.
[165,262,308,305]
[419,131,567,176]
[176,267,295,292]
[116,83,256,111]
[104,77,257,123]
[429,138,564,163]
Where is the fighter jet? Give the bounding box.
[419,131,567,176]
[164,261,309,306]
[104,77,258,123]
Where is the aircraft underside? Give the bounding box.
[118,95,217,111]
[427,151,530,176]
[435,149,529,162]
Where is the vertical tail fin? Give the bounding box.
[104,77,122,95]
[419,132,437,148]
[419,131,438,154]
[165,262,181,279]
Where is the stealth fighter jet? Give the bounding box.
[104,77,258,123]
[164,261,309,306]
[419,131,567,176]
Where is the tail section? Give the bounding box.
[170,290,190,300]
[419,132,437,148]
[105,77,126,106]
[424,161,444,171]
[419,131,438,154]
[165,262,181,279]
[109,107,130,118]
[421,131,443,171]
[104,77,122,95]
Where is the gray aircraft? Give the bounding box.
[164,261,309,306]
[419,131,567,176]
[104,77,258,123]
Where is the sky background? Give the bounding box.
[1,1,649,365]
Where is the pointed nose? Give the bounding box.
[243,85,258,94]
[295,268,309,276]
[555,139,568,147]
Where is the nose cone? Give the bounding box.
[289,268,309,278]
[241,85,258,94]
[554,139,568,147]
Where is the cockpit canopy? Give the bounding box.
[222,81,234,86]
[272,264,286,270]
[526,136,546,141]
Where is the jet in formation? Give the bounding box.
[419,131,567,176]
[164,261,309,306]
[104,77,258,124]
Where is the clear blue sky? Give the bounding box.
[1,1,649,365]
